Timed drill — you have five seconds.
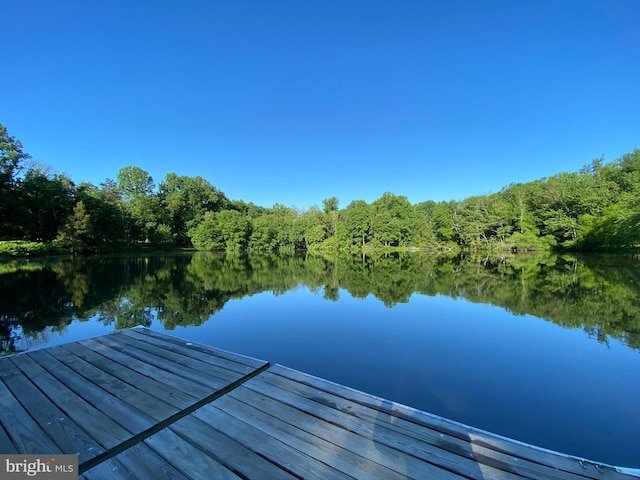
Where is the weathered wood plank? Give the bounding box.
[191,400,355,480]
[253,368,574,480]
[27,349,155,434]
[226,380,467,480]
[123,328,263,374]
[270,365,631,480]
[81,457,135,480]
[0,357,103,462]
[46,345,177,422]
[143,428,242,480]
[131,328,266,369]
[109,331,251,386]
[169,414,300,480]
[93,334,236,390]
[0,423,18,454]
[8,354,131,449]
[103,441,189,480]
[83,442,189,480]
[229,381,506,480]
[0,375,61,454]
[71,340,205,408]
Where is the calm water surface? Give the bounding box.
[2,252,639,467]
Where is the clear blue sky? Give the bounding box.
[3,0,639,209]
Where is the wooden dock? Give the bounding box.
[0,328,637,479]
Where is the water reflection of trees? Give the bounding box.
[1,252,640,354]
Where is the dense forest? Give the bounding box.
[1,122,639,254]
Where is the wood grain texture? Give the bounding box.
[27,349,156,434]
[124,328,264,373]
[62,341,197,410]
[169,414,301,480]
[8,352,133,449]
[46,344,177,422]
[0,423,18,454]
[229,379,466,480]
[92,334,233,392]
[0,374,61,454]
[143,428,242,480]
[190,400,354,480]
[0,357,103,462]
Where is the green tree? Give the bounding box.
[117,166,155,200]
[412,201,437,247]
[188,212,224,250]
[20,169,76,242]
[56,201,93,253]
[248,214,278,252]
[0,124,31,237]
[298,207,327,248]
[370,192,416,247]
[431,201,457,244]
[159,173,229,246]
[116,167,163,244]
[216,209,251,252]
[340,200,370,248]
[322,196,340,238]
[76,182,126,248]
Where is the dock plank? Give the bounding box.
[131,328,267,369]
[102,441,189,480]
[0,424,18,454]
[0,357,103,462]
[46,344,177,422]
[106,331,250,386]
[169,415,301,480]
[0,377,61,454]
[143,428,243,480]
[62,341,197,410]
[81,457,134,480]
[78,337,213,400]
[191,400,355,480]
[123,328,261,374]
[229,378,468,480]
[226,385,493,480]
[83,442,189,480]
[27,349,156,434]
[249,368,564,480]
[92,334,238,391]
[9,351,135,449]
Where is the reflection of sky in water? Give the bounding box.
[9,287,640,468]
[12,320,116,353]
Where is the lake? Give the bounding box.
[1,251,639,468]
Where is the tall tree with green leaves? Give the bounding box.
[20,169,76,241]
[339,200,370,248]
[116,166,162,244]
[56,201,93,253]
[216,209,251,252]
[0,124,31,237]
[117,166,155,200]
[322,196,339,238]
[370,192,416,247]
[159,173,229,246]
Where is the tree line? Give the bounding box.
[1,122,639,253]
